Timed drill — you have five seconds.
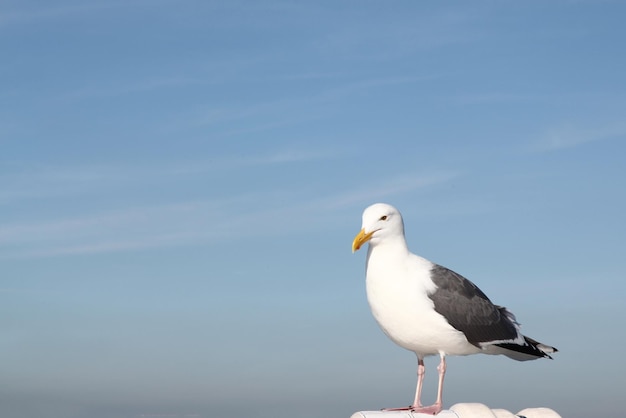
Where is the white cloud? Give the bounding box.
[315,171,459,210]
[532,123,626,152]
[0,2,112,26]
[0,170,457,259]
[61,76,208,102]
[0,150,338,205]
[0,198,244,259]
[450,92,541,106]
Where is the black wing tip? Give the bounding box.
[547,346,559,359]
[528,336,558,358]
[496,336,558,360]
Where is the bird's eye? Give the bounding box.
[380,215,388,221]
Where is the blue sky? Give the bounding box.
[2,1,625,417]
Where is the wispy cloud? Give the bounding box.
[61,77,209,101]
[0,197,244,259]
[0,0,178,27]
[313,8,481,61]
[0,170,457,259]
[0,162,127,204]
[314,171,460,210]
[0,150,338,205]
[531,122,626,152]
[194,96,329,132]
[314,74,445,102]
[0,2,113,27]
[449,92,543,106]
[194,73,438,137]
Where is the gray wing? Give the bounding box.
[428,264,521,347]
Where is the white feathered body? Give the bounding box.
[366,241,482,358]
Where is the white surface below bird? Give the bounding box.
[352,203,557,415]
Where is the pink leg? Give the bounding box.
[410,355,445,415]
[383,357,425,411]
[413,357,425,408]
[382,355,446,415]
[434,354,446,409]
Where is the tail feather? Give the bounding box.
[495,336,558,361]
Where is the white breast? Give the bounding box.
[365,248,479,357]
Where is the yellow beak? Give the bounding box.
[352,229,374,253]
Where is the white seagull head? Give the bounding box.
[352,203,405,252]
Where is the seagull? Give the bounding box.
[352,203,557,415]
